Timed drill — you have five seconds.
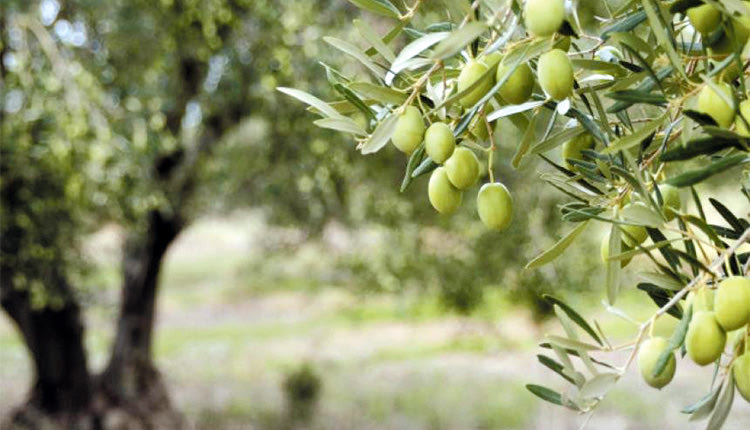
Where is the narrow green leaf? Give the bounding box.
[641,0,687,80]
[543,294,602,345]
[354,19,396,62]
[545,335,601,351]
[360,113,398,154]
[430,22,487,60]
[653,305,692,378]
[349,82,408,105]
[579,373,619,399]
[313,117,367,136]
[706,372,735,430]
[346,0,400,18]
[537,355,576,384]
[324,37,386,79]
[526,384,565,407]
[666,154,749,187]
[526,222,589,269]
[603,112,667,154]
[512,111,537,168]
[277,87,342,118]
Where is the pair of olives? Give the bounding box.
[685,277,750,366]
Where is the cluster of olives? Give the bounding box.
[637,276,750,402]
[391,105,513,231]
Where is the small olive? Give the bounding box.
[561,133,594,170]
[457,60,493,108]
[735,99,750,136]
[656,184,681,221]
[697,82,735,128]
[469,116,490,142]
[444,147,480,190]
[715,276,750,331]
[734,353,750,403]
[428,166,462,214]
[477,182,513,231]
[637,337,676,389]
[620,203,650,247]
[686,288,715,313]
[686,311,727,366]
[524,0,565,37]
[497,62,535,105]
[392,106,425,154]
[538,49,574,101]
[481,51,503,71]
[425,122,456,164]
[687,4,722,35]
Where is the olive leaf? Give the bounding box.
[666,154,749,187]
[579,373,619,399]
[652,304,692,378]
[526,221,590,269]
[543,294,603,346]
[706,372,735,430]
[277,87,344,119]
[430,21,487,60]
[360,113,398,154]
[346,0,400,19]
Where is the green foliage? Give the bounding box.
[282,0,750,426]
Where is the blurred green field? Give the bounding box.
[1,210,749,430]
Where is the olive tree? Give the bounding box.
[282,0,750,426]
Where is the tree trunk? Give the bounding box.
[0,276,92,427]
[99,209,182,415]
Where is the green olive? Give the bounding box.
[620,203,650,247]
[735,99,750,136]
[637,337,676,389]
[524,0,565,37]
[392,106,425,154]
[687,4,722,35]
[600,232,632,267]
[481,51,503,70]
[697,82,735,128]
[561,133,594,170]
[715,276,750,331]
[476,182,513,231]
[457,60,493,108]
[734,353,750,403]
[656,184,681,221]
[444,147,480,190]
[428,166,462,214]
[497,62,534,105]
[425,122,456,164]
[687,288,715,313]
[686,311,727,366]
[538,49,574,101]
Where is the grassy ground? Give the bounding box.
[1,210,749,430]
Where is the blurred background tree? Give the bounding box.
[1,0,594,428]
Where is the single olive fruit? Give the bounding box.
[687,288,715,312]
[637,337,676,389]
[524,0,565,37]
[735,99,750,136]
[425,122,456,164]
[686,311,727,366]
[697,82,735,128]
[600,232,632,267]
[428,166,462,214]
[687,4,722,35]
[561,133,594,169]
[655,184,681,221]
[715,276,750,331]
[496,62,534,105]
[620,203,650,247]
[734,353,750,403]
[538,49,574,101]
[444,147,480,190]
[457,60,493,108]
[469,116,490,142]
[481,51,503,70]
[392,106,425,154]
[477,182,513,231]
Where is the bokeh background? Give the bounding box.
[1,1,749,429]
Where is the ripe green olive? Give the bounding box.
[524,0,565,37]
[600,232,632,267]
[425,122,456,164]
[656,184,681,221]
[697,82,735,128]
[428,166,462,214]
[538,49,574,101]
[687,288,715,312]
[392,106,425,154]
[444,147,480,190]
[561,133,594,169]
[481,51,503,71]
[457,60,493,108]
[734,353,750,402]
[477,182,513,231]
[735,99,750,136]
[715,276,750,331]
[637,337,676,389]
[687,4,722,35]
[686,311,727,366]
[497,62,534,105]
[620,203,650,247]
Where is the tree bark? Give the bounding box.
[0,276,92,422]
[99,209,182,410]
